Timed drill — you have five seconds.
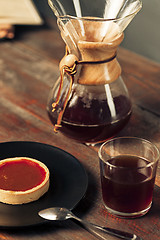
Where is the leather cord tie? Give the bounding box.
[52,53,117,132]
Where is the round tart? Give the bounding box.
[0,157,50,205]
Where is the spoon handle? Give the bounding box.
[90,224,141,240]
[72,214,142,240]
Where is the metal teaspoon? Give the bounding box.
[38,207,142,240]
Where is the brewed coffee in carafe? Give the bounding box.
[47,0,142,144]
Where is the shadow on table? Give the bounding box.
[149,185,160,216]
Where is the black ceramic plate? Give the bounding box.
[0,141,88,228]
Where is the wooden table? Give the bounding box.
[0,18,160,240]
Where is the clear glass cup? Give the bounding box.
[98,137,159,218]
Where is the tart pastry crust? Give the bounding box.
[0,157,50,205]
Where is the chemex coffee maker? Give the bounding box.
[47,0,142,144]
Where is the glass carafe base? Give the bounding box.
[47,93,132,144]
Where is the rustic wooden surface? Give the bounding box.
[0,18,160,240]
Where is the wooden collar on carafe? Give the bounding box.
[52,32,124,132]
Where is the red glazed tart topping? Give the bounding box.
[0,158,46,191]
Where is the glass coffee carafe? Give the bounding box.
[47,0,142,144]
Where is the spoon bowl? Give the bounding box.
[39,207,72,221]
